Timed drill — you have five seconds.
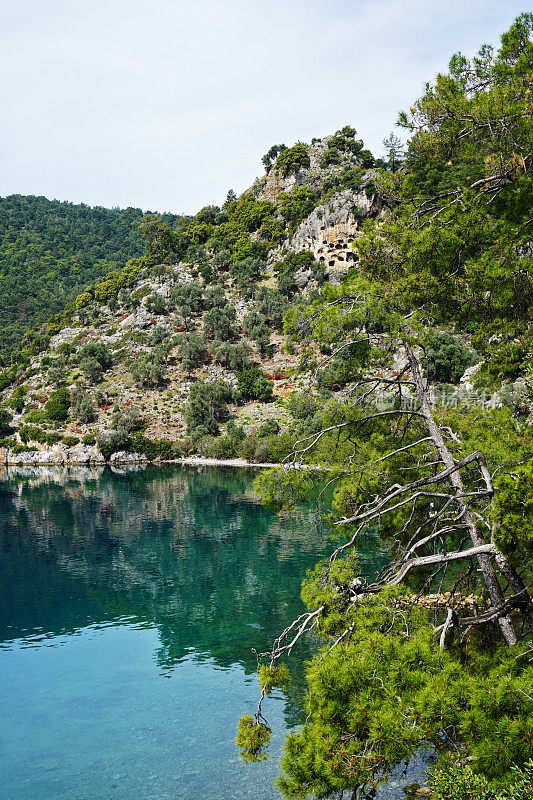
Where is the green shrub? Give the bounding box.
[175,333,210,376]
[262,143,287,173]
[89,259,142,303]
[203,285,226,310]
[274,251,322,296]
[171,282,204,314]
[239,433,260,461]
[287,391,318,419]
[226,419,246,441]
[257,419,280,436]
[275,143,310,177]
[196,434,238,459]
[46,356,68,386]
[364,178,377,197]
[203,306,238,340]
[243,312,271,355]
[11,444,37,454]
[255,287,288,331]
[239,430,293,463]
[236,367,274,402]
[319,126,363,168]
[231,236,267,263]
[0,368,17,391]
[132,284,151,303]
[96,429,130,460]
[82,433,96,445]
[424,331,478,384]
[9,385,28,413]
[62,436,80,447]
[25,409,48,424]
[184,380,233,441]
[257,217,286,248]
[212,341,252,372]
[75,291,93,310]
[476,342,527,386]
[0,408,14,436]
[319,147,341,167]
[360,149,375,168]
[145,293,167,314]
[130,433,178,460]
[131,352,167,387]
[279,187,317,226]
[431,759,533,800]
[231,195,274,232]
[230,257,265,288]
[71,387,96,423]
[45,387,71,421]
[266,431,294,462]
[79,357,103,384]
[19,425,62,445]
[78,342,112,371]
[111,405,143,433]
[148,327,170,347]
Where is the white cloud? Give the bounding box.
[0,0,527,213]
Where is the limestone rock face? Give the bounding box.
[267,186,380,284]
[109,450,147,464]
[289,189,366,282]
[257,170,302,203]
[255,136,360,203]
[65,445,98,464]
[119,306,152,329]
[49,327,82,350]
[2,445,150,466]
[3,444,104,465]
[4,446,64,466]
[460,362,483,391]
[255,139,330,203]
[294,267,312,288]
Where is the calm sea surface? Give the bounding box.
[0,464,401,800]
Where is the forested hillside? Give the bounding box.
[0,195,181,364]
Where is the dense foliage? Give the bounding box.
[239,15,533,800]
[0,195,180,365]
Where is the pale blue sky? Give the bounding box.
[0,1,528,214]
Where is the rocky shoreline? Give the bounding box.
[0,443,283,470]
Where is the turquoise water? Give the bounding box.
[0,464,389,800]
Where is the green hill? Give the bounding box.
[0,194,181,365]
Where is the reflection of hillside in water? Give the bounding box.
[0,467,337,681]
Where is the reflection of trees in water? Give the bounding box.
[0,466,390,726]
[0,468,331,667]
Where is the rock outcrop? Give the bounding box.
[288,189,368,282]
[256,136,355,203]
[1,444,149,466]
[267,185,381,283]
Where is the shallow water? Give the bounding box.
[0,464,424,799]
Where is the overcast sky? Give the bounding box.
[0,1,527,214]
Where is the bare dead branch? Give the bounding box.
[440,608,456,650]
[383,543,497,587]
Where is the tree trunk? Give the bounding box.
[405,344,518,646]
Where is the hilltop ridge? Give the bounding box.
[0,119,530,469]
[0,126,390,466]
